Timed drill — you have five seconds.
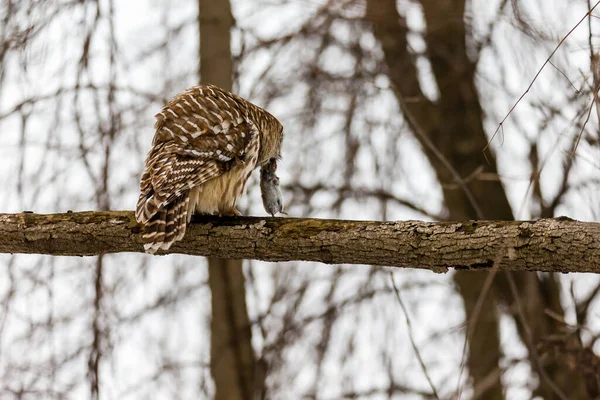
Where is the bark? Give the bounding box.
[365,0,590,397]
[1,212,599,273]
[198,1,256,399]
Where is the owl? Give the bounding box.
[135,84,284,253]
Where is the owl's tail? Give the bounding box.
[141,194,190,254]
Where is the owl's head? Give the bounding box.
[258,111,284,164]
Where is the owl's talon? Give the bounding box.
[219,208,242,217]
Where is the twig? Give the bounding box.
[485,1,600,152]
[389,272,440,400]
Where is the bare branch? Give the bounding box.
[0,212,598,273]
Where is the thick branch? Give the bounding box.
[0,212,598,273]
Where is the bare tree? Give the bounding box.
[1,1,600,399]
[232,0,600,398]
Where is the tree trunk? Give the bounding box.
[365,0,590,397]
[198,1,257,399]
[208,257,256,400]
[199,0,233,90]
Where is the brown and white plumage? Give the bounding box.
[136,84,284,253]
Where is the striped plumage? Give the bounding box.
[136,84,284,253]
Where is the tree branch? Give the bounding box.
[0,212,598,273]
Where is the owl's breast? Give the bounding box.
[189,136,259,217]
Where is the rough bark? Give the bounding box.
[198,1,256,399]
[1,212,599,273]
[365,0,590,397]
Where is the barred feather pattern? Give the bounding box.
[136,84,284,253]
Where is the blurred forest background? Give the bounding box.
[1,0,600,399]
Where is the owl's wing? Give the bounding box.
[135,115,258,225]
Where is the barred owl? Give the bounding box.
[135,84,284,253]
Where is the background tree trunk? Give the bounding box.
[198,1,257,399]
[365,0,589,397]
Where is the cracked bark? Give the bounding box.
[1,212,599,273]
